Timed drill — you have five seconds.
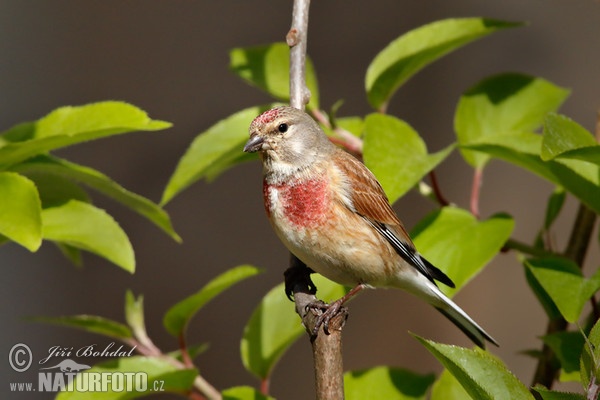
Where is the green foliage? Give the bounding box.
[365,18,521,111]
[542,113,598,162]
[464,129,600,214]
[0,172,42,251]
[14,155,180,241]
[411,207,514,296]
[163,265,263,336]
[241,275,346,380]
[580,319,600,389]
[533,387,587,400]
[344,366,434,400]
[362,113,454,204]
[0,101,177,271]
[525,258,600,323]
[42,200,135,272]
[161,105,275,205]
[455,73,569,168]
[56,357,198,400]
[430,369,471,400]
[31,315,133,340]
[416,336,534,399]
[25,13,600,400]
[541,332,585,382]
[230,42,320,110]
[222,386,275,400]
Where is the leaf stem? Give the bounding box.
[502,238,562,259]
[428,171,450,207]
[470,167,483,218]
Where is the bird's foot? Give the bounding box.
[284,256,316,301]
[306,299,349,336]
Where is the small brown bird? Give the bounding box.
[244,106,497,348]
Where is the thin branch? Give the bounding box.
[288,0,311,110]
[287,1,346,399]
[311,108,364,157]
[428,171,450,207]
[126,336,221,400]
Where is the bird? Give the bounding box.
[243,106,497,348]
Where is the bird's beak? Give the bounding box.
[243,134,264,153]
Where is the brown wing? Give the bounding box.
[333,149,455,288]
[332,149,410,238]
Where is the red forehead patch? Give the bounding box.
[251,108,281,127]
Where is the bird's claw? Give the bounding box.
[306,299,348,336]
[284,260,316,301]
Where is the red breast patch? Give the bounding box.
[264,177,330,228]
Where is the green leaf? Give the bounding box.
[230,42,319,109]
[125,291,148,342]
[431,369,471,400]
[13,155,180,242]
[222,386,275,400]
[164,265,262,337]
[168,343,210,363]
[56,243,83,267]
[525,265,562,321]
[455,73,569,168]
[344,366,434,400]
[241,274,346,379]
[56,356,197,400]
[552,146,600,166]
[363,114,454,204]
[544,187,566,230]
[0,101,171,169]
[532,386,586,400]
[161,105,274,205]
[366,18,521,111]
[416,336,534,400]
[336,116,364,137]
[42,200,135,272]
[0,172,42,251]
[542,113,598,161]
[581,318,600,388]
[25,171,90,208]
[541,331,585,382]
[525,258,600,323]
[30,315,132,340]
[411,207,514,296]
[463,133,600,215]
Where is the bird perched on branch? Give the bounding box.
[243,106,497,348]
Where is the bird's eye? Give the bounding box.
[278,123,288,133]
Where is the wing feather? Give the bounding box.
[332,149,454,287]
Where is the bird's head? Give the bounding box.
[244,106,331,177]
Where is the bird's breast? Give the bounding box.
[263,176,331,229]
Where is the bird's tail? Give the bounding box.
[434,295,498,348]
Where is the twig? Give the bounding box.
[126,336,221,400]
[428,171,450,207]
[311,108,364,157]
[287,0,311,110]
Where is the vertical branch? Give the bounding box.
[286,1,346,399]
[288,0,311,110]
